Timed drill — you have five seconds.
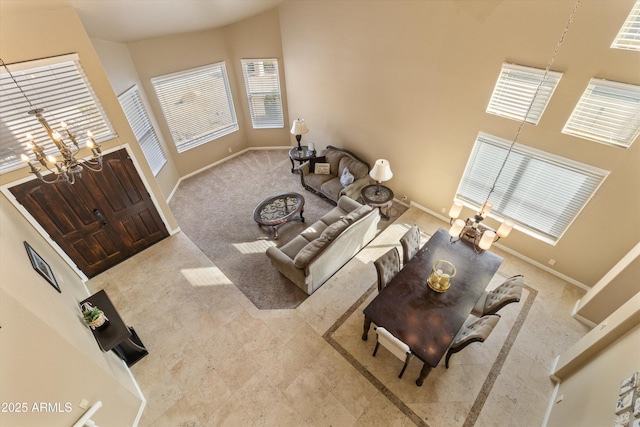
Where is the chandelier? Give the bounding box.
[1,59,103,185]
[448,0,581,252]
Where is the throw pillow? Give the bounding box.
[293,237,329,268]
[321,218,350,240]
[314,162,331,175]
[309,156,326,173]
[340,167,355,187]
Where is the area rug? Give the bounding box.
[168,149,406,310]
[324,272,537,427]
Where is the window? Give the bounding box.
[611,1,640,51]
[562,79,640,148]
[0,53,116,173]
[486,63,562,125]
[151,62,237,153]
[118,85,167,176]
[241,59,284,129]
[456,133,608,244]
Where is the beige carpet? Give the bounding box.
[168,149,406,310]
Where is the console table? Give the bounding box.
[80,290,148,367]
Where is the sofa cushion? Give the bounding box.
[321,218,350,240]
[293,237,330,268]
[320,177,345,202]
[324,150,343,176]
[339,156,369,180]
[300,220,328,241]
[304,172,335,192]
[280,235,312,260]
[344,204,373,223]
[320,205,348,226]
[309,156,326,173]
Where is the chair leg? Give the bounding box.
[445,349,453,368]
[372,341,380,357]
[399,354,411,378]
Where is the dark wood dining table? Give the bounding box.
[362,227,503,386]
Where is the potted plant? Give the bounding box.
[82,304,108,330]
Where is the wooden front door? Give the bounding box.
[10,149,169,278]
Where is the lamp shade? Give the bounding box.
[448,201,463,219]
[369,159,393,182]
[497,219,514,238]
[290,119,309,135]
[478,230,496,250]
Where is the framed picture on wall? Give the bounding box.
[24,241,61,293]
[617,390,636,415]
[621,373,639,395]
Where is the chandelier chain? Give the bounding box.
[485,0,582,202]
[0,58,39,112]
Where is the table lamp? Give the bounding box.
[290,118,309,150]
[369,159,393,195]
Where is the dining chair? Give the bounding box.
[445,314,500,368]
[372,326,413,378]
[373,247,400,293]
[471,274,524,317]
[399,225,420,266]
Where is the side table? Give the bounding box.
[289,146,316,173]
[361,184,394,220]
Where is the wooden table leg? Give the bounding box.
[416,363,432,386]
[362,316,372,340]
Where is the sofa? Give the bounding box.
[266,196,380,295]
[298,145,372,204]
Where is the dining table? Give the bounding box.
[362,227,504,386]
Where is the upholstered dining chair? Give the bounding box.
[445,314,500,368]
[372,326,413,378]
[471,274,524,317]
[373,247,400,293]
[399,225,420,266]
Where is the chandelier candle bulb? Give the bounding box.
[480,201,493,216]
[497,219,514,238]
[448,201,463,219]
[449,219,465,237]
[478,230,496,250]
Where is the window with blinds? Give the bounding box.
[486,63,562,125]
[456,133,608,244]
[562,79,640,148]
[151,62,238,153]
[241,59,284,129]
[118,85,167,176]
[611,1,640,51]
[0,53,116,174]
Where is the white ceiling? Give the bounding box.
[0,0,285,43]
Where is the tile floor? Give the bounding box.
[87,206,591,427]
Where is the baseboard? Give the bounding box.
[408,201,589,291]
[166,146,291,203]
[542,380,561,427]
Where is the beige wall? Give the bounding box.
[90,38,181,200]
[0,195,143,426]
[126,8,289,177]
[547,295,640,426]
[278,0,640,287]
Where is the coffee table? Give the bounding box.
[253,192,305,239]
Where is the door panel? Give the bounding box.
[10,149,168,277]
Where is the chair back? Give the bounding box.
[374,247,400,292]
[400,225,420,265]
[372,326,413,378]
[484,275,524,315]
[446,314,500,368]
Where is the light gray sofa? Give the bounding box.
[298,145,372,204]
[266,196,380,295]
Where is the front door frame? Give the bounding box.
[1,143,178,282]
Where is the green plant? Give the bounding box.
[82,307,103,323]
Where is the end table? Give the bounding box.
[361,184,394,220]
[289,146,316,173]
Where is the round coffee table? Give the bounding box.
[253,192,305,239]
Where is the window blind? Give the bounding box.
[151,62,238,153]
[118,85,167,176]
[562,79,640,148]
[611,1,640,51]
[456,133,608,244]
[0,53,116,173]
[486,64,562,125]
[241,59,284,129]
